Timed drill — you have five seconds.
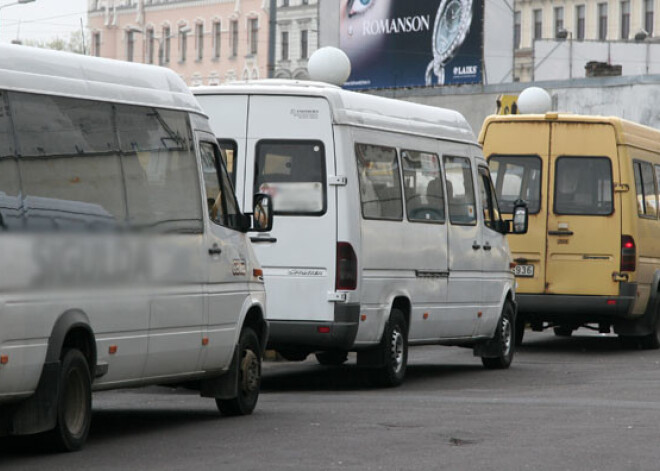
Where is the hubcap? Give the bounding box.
[502,317,512,357]
[390,327,404,373]
[240,349,260,394]
[63,368,87,436]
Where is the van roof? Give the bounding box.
[479,113,660,151]
[193,80,476,144]
[0,44,204,114]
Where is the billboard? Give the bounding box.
[340,0,484,90]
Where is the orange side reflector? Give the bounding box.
[253,269,263,278]
[202,337,209,346]
[108,345,118,355]
[360,314,367,322]
[478,311,483,318]
[423,312,429,320]
[0,355,7,365]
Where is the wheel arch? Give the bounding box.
[241,304,268,355]
[390,296,411,333]
[46,309,97,375]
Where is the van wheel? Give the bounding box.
[46,349,92,452]
[315,351,348,366]
[639,307,660,350]
[482,302,515,369]
[553,326,574,337]
[374,309,408,387]
[216,328,261,416]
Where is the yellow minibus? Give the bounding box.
[480,113,660,348]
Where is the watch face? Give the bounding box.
[432,0,472,63]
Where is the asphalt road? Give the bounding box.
[2,329,660,471]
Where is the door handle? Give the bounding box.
[483,243,492,251]
[250,237,278,243]
[208,243,222,256]
[472,241,481,250]
[548,230,574,236]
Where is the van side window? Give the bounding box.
[488,155,541,214]
[401,150,445,223]
[634,161,658,218]
[443,156,477,225]
[218,139,237,186]
[116,105,203,232]
[200,141,242,229]
[254,140,325,216]
[554,157,613,216]
[654,165,660,213]
[356,143,403,221]
[478,166,502,230]
[11,92,126,232]
[0,92,20,230]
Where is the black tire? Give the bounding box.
[374,309,408,387]
[514,313,525,346]
[278,350,309,362]
[482,302,515,369]
[45,349,92,452]
[553,326,574,337]
[216,328,261,416]
[315,351,348,366]
[639,308,660,350]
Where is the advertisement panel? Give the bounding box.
[340,0,484,90]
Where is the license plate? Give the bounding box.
[513,264,534,277]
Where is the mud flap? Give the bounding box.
[200,345,239,400]
[8,361,60,436]
[614,295,659,336]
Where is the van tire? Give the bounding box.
[639,308,660,350]
[553,326,573,337]
[482,302,515,370]
[315,351,348,366]
[216,328,261,416]
[46,349,92,452]
[374,309,408,387]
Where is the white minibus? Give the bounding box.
[0,45,273,451]
[194,81,527,386]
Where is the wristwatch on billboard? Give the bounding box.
[426,0,474,86]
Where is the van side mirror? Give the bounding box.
[509,200,528,234]
[250,193,273,232]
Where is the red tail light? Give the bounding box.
[336,242,357,290]
[621,235,636,272]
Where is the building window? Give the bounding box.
[281,31,289,60]
[621,1,630,39]
[231,20,238,57]
[533,9,543,40]
[146,28,155,64]
[127,30,135,62]
[163,25,171,64]
[598,3,608,40]
[646,0,654,36]
[514,11,521,49]
[196,22,204,60]
[213,21,221,59]
[576,5,586,40]
[302,0,308,4]
[179,26,188,62]
[300,29,308,59]
[554,7,564,37]
[282,0,289,6]
[249,18,258,55]
[93,31,101,57]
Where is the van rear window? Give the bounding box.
[554,157,613,215]
[488,155,541,214]
[254,140,326,216]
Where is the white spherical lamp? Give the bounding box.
[307,47,352,86]
[517,87,552,114]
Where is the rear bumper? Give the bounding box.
[267,303,360,351]
[517,282,637,323]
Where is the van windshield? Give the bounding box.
[554,157,613,215]
[489,155,542,214]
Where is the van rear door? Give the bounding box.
[545,123,621,296]
[244,95,337,323]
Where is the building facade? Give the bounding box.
[88,0,270,86]
[273,0,318,80]
[515,0,658,81]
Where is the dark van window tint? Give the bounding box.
[12,92,125,231]
[356,143,402,220]
[489,155,541,214]
[634,161,658,218]
[116,105,202,232]
[554,157,613,215]
[444,156,477,225]
[0,92,20,230]
[401,150,444,223]
[254,140,325,215]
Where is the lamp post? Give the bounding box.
[0,0,36,41]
